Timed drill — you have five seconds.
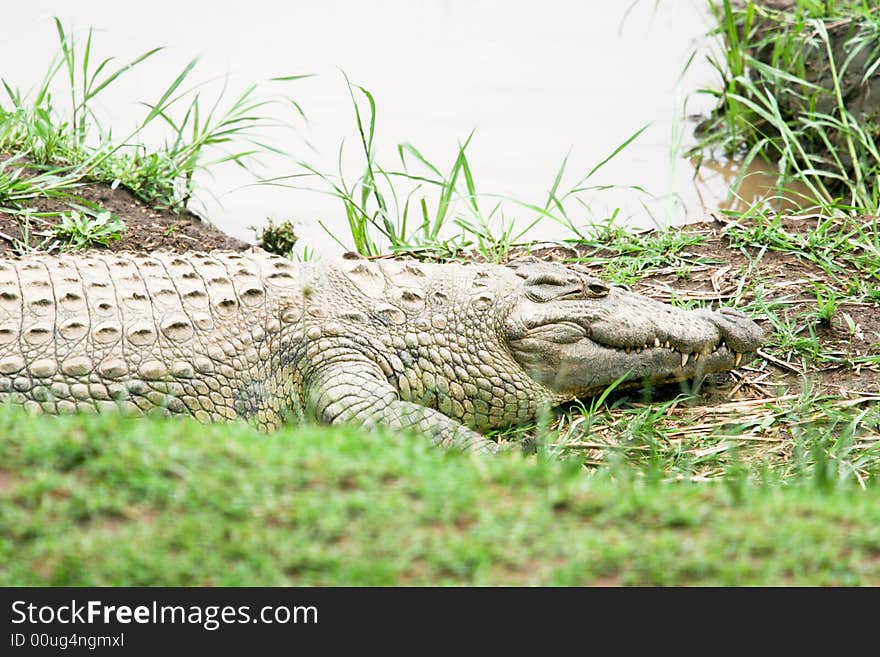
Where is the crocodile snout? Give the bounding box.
[707,306,765,354]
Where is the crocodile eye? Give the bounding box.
[587,282,609,296]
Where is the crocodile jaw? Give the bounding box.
[549,339,757,397]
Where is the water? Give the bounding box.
[3,0,759,254]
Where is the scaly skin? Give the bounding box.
[0,250,763,452]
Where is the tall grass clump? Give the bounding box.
[262,74,650,259]
[694,0,880,212]
[0,18,302,215]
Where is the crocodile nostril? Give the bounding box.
[720,307,749,320]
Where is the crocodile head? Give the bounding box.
[504,259,764,399]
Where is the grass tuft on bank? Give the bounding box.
[695,0,880,212]
[0,18,302,254]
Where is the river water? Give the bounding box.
[3,1,771,254]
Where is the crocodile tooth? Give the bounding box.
[680,352,689,367]
[653,338,660,348]
[665,341,671,349]
[693,352,700,361]
[734,352,743,367]
[643,343,648,350]
[625,347,631,354]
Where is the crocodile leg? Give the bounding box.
[307,358,499,453]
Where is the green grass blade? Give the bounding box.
[141,58,199,127]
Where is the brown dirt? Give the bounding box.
[0,468,22,495]
[0,178,249,254]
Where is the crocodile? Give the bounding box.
[0,250,763,452]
